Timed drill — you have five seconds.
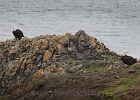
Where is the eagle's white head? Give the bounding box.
[124,50,129,55]
[13,26,18,31]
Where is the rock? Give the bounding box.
[45,64,57,73]
[115,76,120,78]
[48,90,53,95]
[56,33,71,47]
[43,50,52,62]
[71,52,83,60]
[20,59,27,72]
[128,69,136,73]
[89,36,97,48]
[27,59,32,64]
[0,54,3,62]
[80,70,86,73]
[41,72,52,77]
[56,44,66,54]
[32,70,44,81]
[57,62,69,75]
[16,57,24,68]
[59,70,66,75]
[68,45,77,52]
[68,63,83,73]
[73,30,90,52]
[0,30,123,97]
[107,65,112,70]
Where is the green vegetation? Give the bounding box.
[103,54,121,62]
[99,76,137,99]
[67,59,78,63]
[85,66,96,72]
[85,66,107,72]
[129,65,135,68]
[112,56,121,62]
[100,88,115,95]
[136,69,140,74]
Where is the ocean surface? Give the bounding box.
[0,0,140,57]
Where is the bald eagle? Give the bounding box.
[13,26,24,40]
[121,50,137,66]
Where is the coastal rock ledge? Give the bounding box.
[0,30,135,99]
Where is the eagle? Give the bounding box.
[121,50,137,66]
[13,26,24,40]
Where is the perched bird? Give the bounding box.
[13,26,24,40]
[121,50,137,66]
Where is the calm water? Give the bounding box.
[0,0,140,57]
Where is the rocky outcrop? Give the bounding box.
[0,30,126,96]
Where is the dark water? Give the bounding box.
[0,0,140,57]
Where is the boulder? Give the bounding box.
[73,30,90,52]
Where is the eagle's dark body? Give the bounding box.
[121,55,137,66]
[13,29,24,40]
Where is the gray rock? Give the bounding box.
[128,69,136,73]
[68,63,83,73]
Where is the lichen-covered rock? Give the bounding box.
[89,36,97,48]
[43,50,52,62]
[45,64,57,73]
[73,30,90,52]
[32,70,44,81]
[68,63,83,73]
[0,54,3,63]
[0,30,126,96]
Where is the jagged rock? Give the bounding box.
[20,59,27,72]
[41,72,52,77]
[128,69,136,73]
[56,33,71,47]
[32,70,44,81]
[68,63,83,73]
[0,54,3,63]
[134,62,140,69]
[45,64,57,73]
[73,30,90,52]
[56,44,66,54]
[89,36,97,48]
[57,62,69,75]
[68,45,77,52]
[4,39,12,48]
[27,59,32,64]
[0,30,127,96]
[43,50,52,62]
[71,52,83,60]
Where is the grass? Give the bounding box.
[85,66,107,72]
[100,88,115,95]
[103,54,121,62]
[136,69,140,74]
[99,76,136,100]
[85,67,96,72]
[67,59,78,63]
[111,56,121,62]
[129,65,135,68]
[67,59,91,67]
